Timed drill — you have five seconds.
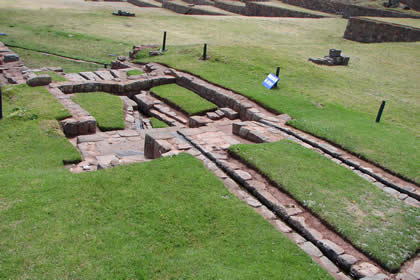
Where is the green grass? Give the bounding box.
[365,17,420,29]
[37,71,67,82]
[135,45,420,184]
[10,47,101,73]
[0,83,333,279]
[150,117,169,128]
[126,69,144,76]
[71,92,124,131]
[0,84,80,167]
[229,141,420,271]
[151,84,218,116]
[0,22,130,64]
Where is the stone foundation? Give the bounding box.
[127,0,160,7]
[56,75,175,97]
[246,2,327,18]
[214,1,247,15]
[279,0,420,18]
[162,1,228,15]
[344,17,420,43]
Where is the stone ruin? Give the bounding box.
[383,0,400,8]
[112,10,136,17]
[309,49,350,66]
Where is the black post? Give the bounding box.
[162,31,167,52]
[203,43,207,60]
[0,86,3,120]
[104,64,107,69]
[376,100,386,123]
[274,66,280,88]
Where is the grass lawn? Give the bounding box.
[151,84,218,116]
[10,47,101,73]
[229,141,420,271]
[37,71,67,82]
[0,84,333,279]
[71,92,125,131]
[150,117,169,128]
[126,69,144,76]
[135,45,420,184]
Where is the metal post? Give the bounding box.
[203,43,207,60]
[162,31,167,52]
[0,86,3,120]
[274,66,280,88]
[104,64,107,69]
[376,100,386,123]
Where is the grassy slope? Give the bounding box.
[229,141,420,271]
[150,117,169,128]
[137,45,420,184]
[11,47,101,73]
[0,86,332,279]
[151,84,218,115]
[71,92,125,131]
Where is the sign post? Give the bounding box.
[274,66,280,88]
[162,31,167,52]
[376,100,386,123]
[202,43,207,60]
[0,86,3,120]
[262,73,279,90]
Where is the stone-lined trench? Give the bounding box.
[1,44,419,280]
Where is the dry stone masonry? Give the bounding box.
[3,42,419,280]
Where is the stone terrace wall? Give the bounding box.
[402,0,420,11]
[182,0,214,6]
[127,0,160,7]
[162,1,227,15]
[279,0,420,18]
[214,1,247,15]
[344,17,420,42]
[246,2,327,17]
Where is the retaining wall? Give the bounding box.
[127,0,160,7]
[344,17,420,43]
[214,1,247,15]
[246,2,327,17]
[162,1,227,15]
[181,0,214,6]
[402,0,420,11]
[279,0,420,18]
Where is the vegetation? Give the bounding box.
[10,47,101,73]
[0,85,332,279]
[229,141,420,271]
[150,117,169,128]
[151,84,218,116]
[71,92,125,131]
[126,69,144,76]
[136,45,420,184]
[37,71,67,82]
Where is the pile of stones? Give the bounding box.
[309,49,350,66]
[112,10,135,17]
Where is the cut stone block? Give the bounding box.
[188,116,212,128]
[26,75,52,87]
[220,107,238,119]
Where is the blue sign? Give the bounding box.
[262,73,279,89]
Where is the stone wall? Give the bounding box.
[127,0,160,8]
[181,0,214,6]
[401,0,420,11]
[162,1,227,15]
[56,75,175,97]
[214,1,247,15]
[344,17,420,43]
[279,0,420,18]
[246,2,327,17]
